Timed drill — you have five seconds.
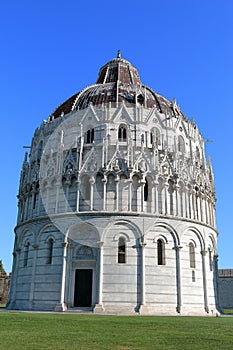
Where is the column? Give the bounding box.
[76,177,81,212]
[175,245,182,313]
[205,196,209,225]
[176,184,180,217]
[115,175,119,211]
[89,176,95,211]
[55,241,68,311]
[29,244,39,308]
[94,241,104,313]
[192,190,196,220]
[189,188,193,219]
[154,181,159,214]
[102,176,107,211]
[200,194,205,222]
[128,179,132,212]
[201,250,209,313]
[139,242,147,310]
[171,184,176,216]
[151,182,156,213]
[163,183,168,214]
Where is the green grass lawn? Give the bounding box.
[0,312,232,350]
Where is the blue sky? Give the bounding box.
[1,0,232,272]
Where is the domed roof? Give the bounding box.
[51,51,177,119]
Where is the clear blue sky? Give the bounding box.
[1,0,232,272]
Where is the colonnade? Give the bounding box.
[18,173,216,228]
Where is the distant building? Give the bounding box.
[0,275,11,305]
[8,52,219,315]
[218,269,233,310]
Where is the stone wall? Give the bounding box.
[218,269,233,310]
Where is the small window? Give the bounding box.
[157,239,165,265]
[118,236,126,263]
[24,242,30,267]
[189,242,195,268]
[118,125,127,141]
[85,128,94,144]
[47,238,54,264]
[208,248,213,271]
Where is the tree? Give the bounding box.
[0,260,6,276]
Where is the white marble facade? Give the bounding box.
[8,54,219,315]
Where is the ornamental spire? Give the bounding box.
[117,49,121,58]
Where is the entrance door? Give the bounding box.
[74,269,93,307]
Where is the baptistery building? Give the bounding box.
[8,52,219,315]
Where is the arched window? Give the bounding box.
[208,248,213,271]
[47,238,54,264]
[189,242,195,268]
[178,135,185,153]
[118,125,127,141]
[144,178,148,202]
[24,241,30,267]
[157,239,165,265]
[118,236,126,263]
[137,94,144,106]
[85,128,94,144]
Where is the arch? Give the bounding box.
[67,221,100,248]
[37,224,60,246]
[149,221,180,247]
[19,229,34,249]
[118,124,127,141]
[181,227,205,251]
[153,234,169,245]
[207,233,217,253]
[102,219,142,243]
